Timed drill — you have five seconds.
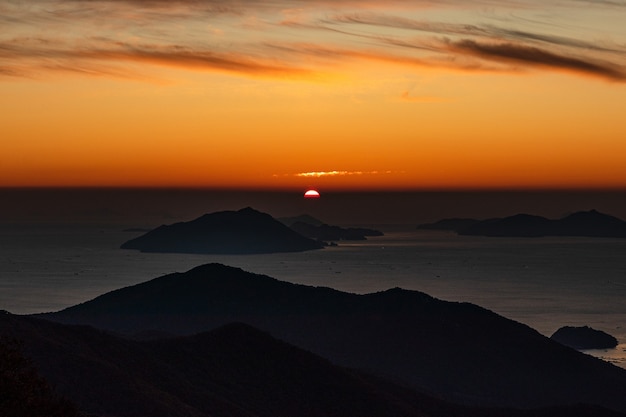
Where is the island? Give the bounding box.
[417,218,479,232]
[551,326,619,350]
[120,207,324,254]
[419,210,626,238]
[280,214,383,242]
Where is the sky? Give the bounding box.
[2,0,626,190]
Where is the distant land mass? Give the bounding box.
[417,218,479,232]
[552,326,619,350]
[418,210,626,237]
[278,214,325,227]
[280,214,384,242]
[278,214,383,242]
[120,207,323,254]
[290,221,383,242]
[41,263,626,412]
[4,313,625,417]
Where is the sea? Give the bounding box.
[1,189,625,368]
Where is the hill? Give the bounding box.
[552,326,619,350]
[458,210,626,237]
[4,312,626,417]
[1,313,425,417]
[416,218,479,232]
[290,221,383,242]
[280,214,384,241]
[41,263,626,412]
[0,329,82,417]
[278,214,325,227]
[120,207,323,254]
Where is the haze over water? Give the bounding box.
[1,188,625,368]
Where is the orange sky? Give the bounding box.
[2,0,626,190]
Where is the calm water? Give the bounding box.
[1,222,625,368]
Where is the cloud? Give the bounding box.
[294,170,396,177]
[0,37,312,79]
[327,11,626,80]
[485,27,623,54]
[99,44,311,77]
[571,0,626,7]
[2,0,626,82]
[329,12,625,54]
[447,39,626,81]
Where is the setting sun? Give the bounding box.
[1,1,625,190]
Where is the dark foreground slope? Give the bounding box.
[0,313,424,417]
[0,333,82,417]
[42,264,626,412]
[3,313,625,417]
[121,207,323,254]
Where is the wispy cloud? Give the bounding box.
[323,12,626,80]
[446,39,626,81]
[293,170,397,177]
[2,0,626,82]
[0,37,312,79]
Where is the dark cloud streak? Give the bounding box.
[2,0,626,82]
[448,39,626,81]
[330,13,625,54]
[0,38,312,78]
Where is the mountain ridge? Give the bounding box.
[418,210,626,237]
[5,312,626,417]
[40,263,626,412]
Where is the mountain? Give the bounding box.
[1,313,425,417]
[417,218,479,232]
[0,329,82,417]
[4,313,625,417]
[280,214,384,241]
[553,210,626,237]
[552,326,619,350]
[278,214,325,227]
[120,207,323,254]
[458,210,626,237]
[290,221,383,242]
[459,214,553,237]
[41,263,626,412]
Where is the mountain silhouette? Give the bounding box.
[290,221,383,242]
[120,207,323,254]
[552,326,619,350]
[460,213,553,237]
[278,214,325,227]
[0,329,81,417]
[4,312,626,417]
[417,218,479,232]
[280,214,384,242]
[0,313,426,417]
[41,263,626,412]
[457,210,626,237]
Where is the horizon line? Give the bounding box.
[1,185,625,193]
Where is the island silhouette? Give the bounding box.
[121,207,323,254]
[280,214,383,242]
[418,209,626,237]
[552,326,619,350]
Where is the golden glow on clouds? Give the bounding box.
[1,0,626,189]
[293,171,396,177]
